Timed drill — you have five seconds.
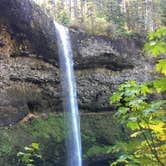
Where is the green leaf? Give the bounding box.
[155,27,166,38]
[17,152,24,156]
[127,121,139,130]
[130,131,142,138]
[125,88,139,98]
[143,100,165,115]
[148,31,155,40]
[128,155,140,164]
[151,41,165,57]
[117,107,129,114]
[114,107,129,118]
[128,97,145,109]
[140,83,153,96]
[153,78,166,93]
[24,147,33,151]
[145,27,166,57]
[31,143,39,150]
[110,92,122,104]
[156,59,166,75]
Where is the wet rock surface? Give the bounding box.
[0,0,154,126]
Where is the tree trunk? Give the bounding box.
[68,0,72,20]
[74,0,78,24]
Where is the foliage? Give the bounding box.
[0,113,120,165]
[17,143,42,166]
[109,27,166,166]
[26,115,65,141]
[81,113,121,159]
[85,145,110,158]
[56,11,70,26]
[144,27,166,57]
[110,81,166,166]
[34,0,165,35]
[0,115,65,166]
[0,131,12,156]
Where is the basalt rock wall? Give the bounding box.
[71,31,154,112]
[0,0,154,126]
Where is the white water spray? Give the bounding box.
[55,22,82,166]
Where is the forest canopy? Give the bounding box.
[34,0,166,35]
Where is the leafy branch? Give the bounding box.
[109,26,166,166]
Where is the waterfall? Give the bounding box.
[54,22,82,166]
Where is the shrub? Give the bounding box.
[109,27,166,166]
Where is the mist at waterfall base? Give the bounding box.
[55,22,82,166]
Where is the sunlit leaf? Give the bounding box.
[140,83,153,96]
[159,133,166,141]
[130,131,142,138]
[128,97,145,109]
[127,121,139,130]
[31,143,39,150]
[148,31,155,40]
[156,59,166,75]
[149,122,165,133]
[115,107,129,117]
[24,147,33,151]
[110,92,122,104]
[153,78,166,93]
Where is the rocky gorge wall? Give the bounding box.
[71,32,154,112]
[0,0,154,126]
[0,22,60,126]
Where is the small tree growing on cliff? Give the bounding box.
[109,27,166,166]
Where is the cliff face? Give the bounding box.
[0,0,154,126]
[71,32,154,112]
[0,22,60,126]
[0,0,58,64]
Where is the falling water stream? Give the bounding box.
[32,1,82,165]
[55,22,82,166]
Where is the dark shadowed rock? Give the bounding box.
[0,0,58,65]
[0,106,28,126]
